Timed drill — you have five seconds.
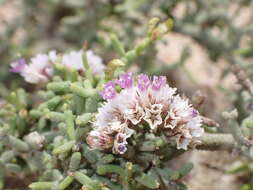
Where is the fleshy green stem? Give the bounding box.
[196,133,236,150]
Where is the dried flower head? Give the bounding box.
[87,73,203,154]
[86,131,113,150]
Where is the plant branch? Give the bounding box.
[196,133,235,151]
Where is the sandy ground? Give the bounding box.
[156,32,238,120]
[186,150,243,190]
[0,1,21,33]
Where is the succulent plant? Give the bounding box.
[1,18,199,190]
[1,0,253,188]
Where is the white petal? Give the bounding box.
[62,50,84,70]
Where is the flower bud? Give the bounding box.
[86,131,113,150]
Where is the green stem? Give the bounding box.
[74,171,93,185]
[196,133,235,150]
[83,51,95,86]
[64,111,76,140]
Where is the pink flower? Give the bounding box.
[117,144,127,154]
[137,74,151,91]
[116,72,133,89]
[10,51,56,84]
[86,50,105,75]
[100,81,117,100]
[114,143,127,154]
[10,58,27,73]
[62,50,83,70]
[152,76,167,90]
[191,108,199,117]
[62,50,105,75]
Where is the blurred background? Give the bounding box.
[1,0,253,189]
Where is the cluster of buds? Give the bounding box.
[87,73,203,154]
[10,50,105,84]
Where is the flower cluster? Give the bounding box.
[87,73,203,154]
[10,50,105,84]
[10,51,56,84]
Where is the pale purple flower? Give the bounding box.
[86,50,105,75]
[21,53,54,84]
[88,73,203,153]
[62,50,105,75]
[152,76,167,90]
[116,72,133,89]
[100,81,117,100]
[10,51,57,84]
[137,74,151,91]
[62,50,83,70]
[112,132,129,154]
[191,108,199,117]
[31,54,50,66]
[170,96,192,118]
[48,50,58,62]
[114,143,127,154]
[10,58,27,73]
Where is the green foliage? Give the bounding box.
[1,0,253,189]
[0,18,193,190]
